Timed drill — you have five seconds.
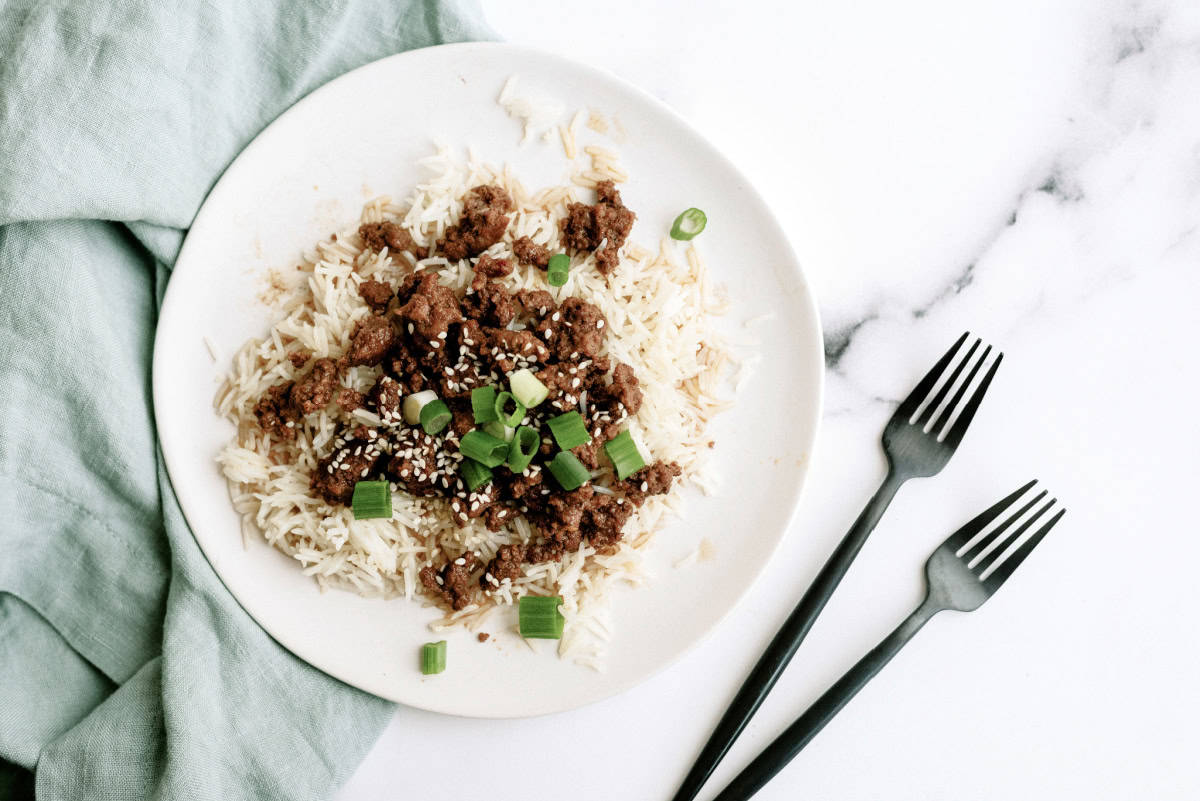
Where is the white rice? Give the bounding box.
[215,141,736,667]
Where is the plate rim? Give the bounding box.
[153,41,824,717]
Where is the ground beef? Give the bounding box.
[369,376,404,426]
[582,493,634,549]
[335,388,365,412]
[448,400,475,438]
[598,362,644,416]
[461,280,517,328]
[253,382,298,441]
[559,180,635,274]
[534,297,606,361]
[437,185,514,260]
[622,461,682,506]
[481,543,526,588]
[289,358,338,415]
[472,253,513,282]
[420,552,477,611]
[311,433,385,504]
[345,315,397,367]
[516,288,556,320]
[288,350,311,368]
[477,632,490,642]
[512,236,550,269]
[358,279,393,313]
[480,327,550,373]
[527,486,594,563]
[482,504,514,532]
[387,342,429,396]
[394,272,464,344]
[358,221,427,259]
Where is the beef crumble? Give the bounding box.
[560,180,635,274]
[358,221,428,260]
[512,236,550,269]
[437,185,514,260]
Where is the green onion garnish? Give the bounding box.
[471,386,498,423]
[670,208,707,241]
[547,411,589,450]
[507,425,540,473]
[460,458,493,491]
[547,253,570,287]
[518,596,564,639]
[402,389,438,424]
[351,480,391,520]
[421,640,447,674]
[419,398,452,435]
[493,391,526,427]
[482,421,513,441]
[547,451,589,490]
[509,368,549,408]
[459,429,509,468]
[604,430,646,480]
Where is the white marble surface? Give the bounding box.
[338,1,1200,798]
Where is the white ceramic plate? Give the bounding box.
[153,42,823,718]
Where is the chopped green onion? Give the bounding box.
[509,368,549,408]
[421,640,447,674]
[507,426,540,473]
[518,596,564,639]
[604,430,646,480]
[459,429,509,468]
[670,208,707,241]
[471,386,498,423]
[419,399,452,435]
[402,389,438,424]
[460,458,493,491]
[547,451,589,491]
[547,253,570,287]
[351,480,391,520]
[482,421,513,441]
[493,391,526,427]
[547,411,589,450]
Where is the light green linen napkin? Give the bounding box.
[0,2,493,798]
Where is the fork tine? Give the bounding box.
[893,332,970,421]
[982,506,1065,590]
[930,344,991,434]
[943,480,1038,553]
[916,338,980,427]
[941,351,1003,448]
[964,490,1049,563]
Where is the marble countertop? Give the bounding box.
[340,1,1199,798]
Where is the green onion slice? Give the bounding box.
[604,430,645,480]
[670,208,707,241]
[419,398,452,435]
[402,389,438,425]
[351,480,391,520]
[471,386,498,423]
[507,426,540,473]
[509,368,549,408]
[460,458,493,491]
[547,253,570,287]
[493,391,526,427]
[547,411,589,450]
[518,596,564,639]
[459,429,509,468]
[482,421,513,441]
[421,640,447,674]
[547,451,589,491]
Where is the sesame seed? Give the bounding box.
[438,331,447,340]
[452,501,461,511]
[326,465,333,474]
[339,464,350,471]
[407,323,414,334]
[429,340,440,349]
[640,481,649,492]
[285,421,295,428]
[596,320,605,329]
[571,378,581,388]
[360,469,369,477]
[354,446,362,456]
[400,469,409,477]
[485,572,495,582]
[543,330,552,340]
[454,557,466,566]
[435,575,444,585]
[551,312,561,322]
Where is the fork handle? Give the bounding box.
[710,599,940,801]
[669,471,908,801]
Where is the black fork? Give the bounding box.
[670,333,1002,801]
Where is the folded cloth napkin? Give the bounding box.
[0,1,492,797]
